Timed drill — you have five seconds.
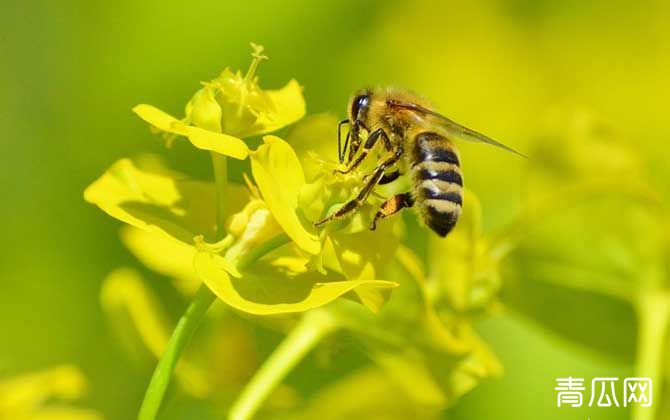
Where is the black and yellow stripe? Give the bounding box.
[411,131,463,237]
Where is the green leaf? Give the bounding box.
[501,195,663,361]
[120,227,201,296]
[502,126,666,361]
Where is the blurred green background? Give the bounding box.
[2,0,669,419]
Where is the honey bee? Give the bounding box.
[314,87,525,237]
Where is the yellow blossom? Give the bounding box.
[132,43,305,158]
[0,366,103,420]
[249,135,320,254]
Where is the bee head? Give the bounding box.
[348,90,371,122]
[340,89,372,164]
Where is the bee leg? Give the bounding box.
[370,193,414,230]
[363,168,399,184]
[315,150,403,227]
[378,170,400,185]
[337,119,350,163]
[347,120,366,163]
[336,128,391,175]
[314,168,387,226]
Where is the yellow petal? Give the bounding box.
[100,268,174,362]
[23,407,103,420]
[195,251,397,315]
[84,157,216,243]
[329,221,399,280]
[120,227,201,295]
[133,104,189,136]
[133,104,249,159]
[188,86,222,132]
[183,125,249,160]
[0,365,87,413]
[256,79,306,134]
[250,136,320,254]
[348,282,394,314]
[286,113,340,180]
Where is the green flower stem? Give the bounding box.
[228,310,338,420]
[136,233,292,420]
[137,284,216,420]
[236,234,291,270]
[211,152,229,239]
[632,292,670,420]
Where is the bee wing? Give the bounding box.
[388,100,527,158]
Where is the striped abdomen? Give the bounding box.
[410,132,463,237]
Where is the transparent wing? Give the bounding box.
[388,100,527,158]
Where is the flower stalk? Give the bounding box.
[228,310,338,420]
[137,232,293,420]
[138,136,285,419]
[138,149,230,420]
[211,152,229,240]
[88,44,404,420]
[137,284,216,420]
[632,291,670,420]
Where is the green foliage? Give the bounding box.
[4,2,670,420]
[501,114,670,420]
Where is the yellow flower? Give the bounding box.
[0,366,103,420]
[83,43,507,420]
[249,135,319,254]
[193,134,400,314]
[132,43,305,159]
[85,141,398,315]
[83,154,218,244]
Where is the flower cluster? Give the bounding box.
[85,44,398,316]
[85,45,503,420]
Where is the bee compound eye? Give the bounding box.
[351,94,369,119]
